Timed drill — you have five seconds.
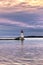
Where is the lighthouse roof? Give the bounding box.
[21,30,23,33]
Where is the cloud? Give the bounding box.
[0,0,43,13]
[0,0,43,7]
[0,0,43,36]
[0,11,43,29]
[0,0,43,29]
[0,18,34,28]
[0,12,39,23]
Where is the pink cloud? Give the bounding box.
[1,18,43,29]
[0,18,34,28]
[0,2,43,14]
[0,18,43,29]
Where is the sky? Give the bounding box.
[0,0,43,36]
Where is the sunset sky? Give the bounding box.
[0,0,43,36]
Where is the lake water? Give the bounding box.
[0,38,43,65]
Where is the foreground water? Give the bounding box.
[0,38,43,65]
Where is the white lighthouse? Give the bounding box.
[20,30,24,40]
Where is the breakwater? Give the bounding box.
[0,36,43,40]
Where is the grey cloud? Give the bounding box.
[0,11,43,29]
[0,11,39,25]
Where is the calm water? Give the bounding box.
[0,38,43,65]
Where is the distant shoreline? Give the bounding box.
[0,36,43,40]
[24,36,43,38]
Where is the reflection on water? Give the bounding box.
[20,40,24,57]
[0,39,43,65]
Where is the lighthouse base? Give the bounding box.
[20,37,24,40]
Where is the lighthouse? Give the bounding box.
[20,30,24,40]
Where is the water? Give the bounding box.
[0,38,43,65]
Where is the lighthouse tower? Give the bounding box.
[20,30,24,40]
